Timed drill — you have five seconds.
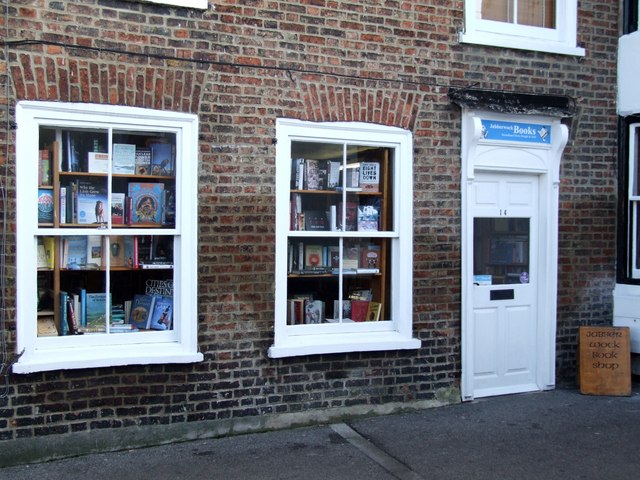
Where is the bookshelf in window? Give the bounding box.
[286,145,391,325]
[36,126,177,337]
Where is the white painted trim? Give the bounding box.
[14,101,203,373]
[460,110,568,401]
[270,119,419,358]
[460,0,585,56]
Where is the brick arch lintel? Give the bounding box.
[300,81,424,131]
[10,48,205,114]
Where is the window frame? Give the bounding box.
[627,122,640,280]
[268,119,420,358]
[14,101,202,374]
[460,0,585,56]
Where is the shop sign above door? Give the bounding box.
[480,119,551,145]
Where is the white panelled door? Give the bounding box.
[470,173,539,398]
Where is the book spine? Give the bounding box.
[67,295,79,334]
[60,292,68,336]
[59,187,66,224]
[133,236,139,268]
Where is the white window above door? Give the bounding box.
[460,0,585,56]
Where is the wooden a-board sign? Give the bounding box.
[578,326,631,396]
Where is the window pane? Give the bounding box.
[481,0,556,28]
[474,218,530,285]
[481,0,513,22]
[518,0,555,28]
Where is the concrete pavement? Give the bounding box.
[2,383,640,479]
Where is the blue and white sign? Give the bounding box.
[481,119,551,144]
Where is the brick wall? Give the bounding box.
[0,0,618,459]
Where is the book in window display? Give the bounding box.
[162,186,176,226]
[62,236,88,269]
[38,149,51,186]
[135,147,152,175]
[112,143,136,174]
[64,131,82,172]
[111,193,126,225]
[304,244,324,269]
[148,295,173,330]
[332,299,352,321]
[304,159,325,190]
[304,210,327,231]
[359,162,380,192]
[37,316,58,337]
[129,294,155,329]
[359,244,381,273]
[37,189,54,223]
[366,302,382,321]
[338,201,358,231]
[86,236,105,269]
[82,292,108,334]
[128,182,164,225]
[88,152,109,173]
[76,177,108,225]
[357,200,380,232]
[343,244,360,271]
[304,300,324,324]
[150,143,174,176]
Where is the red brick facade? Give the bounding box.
[0,0,618,463]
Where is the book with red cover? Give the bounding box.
[351,300,369,322]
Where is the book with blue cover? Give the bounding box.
[63,236,87,269]
[148,295,173,330]
[150,143,174,176]
[128,294,155,329]
[128,182,164,225]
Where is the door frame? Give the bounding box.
[460,111,569,401]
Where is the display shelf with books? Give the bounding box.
[31,123,179,338]
[17,102,200,372]
[285,140,391,326]
[271,119,418,358]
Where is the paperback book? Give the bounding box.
[304,300,324,324]
[83,292,108,333]
[150,143,174,176]
[359,162,380,192]
[86,236,104,268]
[129,294,155,329]
[62,236,88,269]
[128,182,164,225]
[111,193,125,224]
[112,143,136,174]
[148,295,173,330]
[37,189,54,223]
[88,152,109,173]
[357,199,380,232]
[135,147,152,175]
[76,177,108,225]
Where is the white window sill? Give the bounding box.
[459,32,585,57]
[13,343,203,374]
[268,332,421,358]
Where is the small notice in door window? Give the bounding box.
[473,275,492,285]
